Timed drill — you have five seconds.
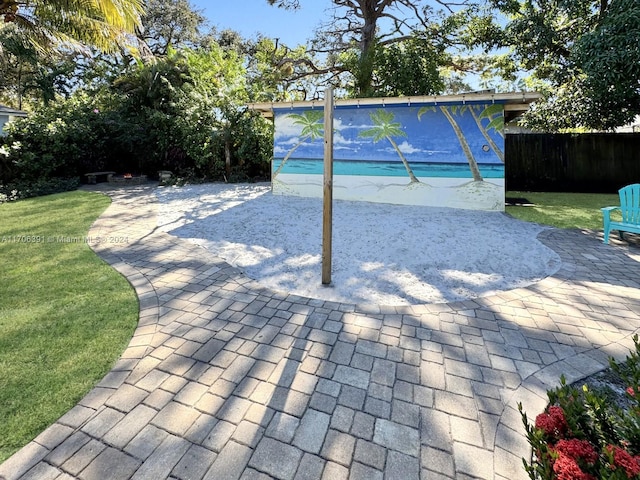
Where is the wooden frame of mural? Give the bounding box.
[250,93,540,212]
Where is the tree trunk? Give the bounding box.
[386,135,420,183]
[356,0,379,96]
[440,106,483,182]
[272,136,309,179]
[17,61,23,110]
[225,140,232,176]
[469,107,504,163]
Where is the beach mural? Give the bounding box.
[272,100,506,211]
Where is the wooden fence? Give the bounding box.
[505,133,640,192]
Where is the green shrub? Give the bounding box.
[0,94,106,185]
[0,49,274,196]
[0,177,79,203]
[204,107,273,182]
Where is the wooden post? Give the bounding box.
[322,88,334,285]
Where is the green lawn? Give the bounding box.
[505,191,621,229]
[0,191,138,463]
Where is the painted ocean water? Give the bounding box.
[273,158,504,178]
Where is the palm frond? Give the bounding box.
[417,106,436,120]
[3,0,143,54]
[486,116,504,132]
[359,127,385,142]
[478,103,503,119]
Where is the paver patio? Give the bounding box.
[1,184,639,480]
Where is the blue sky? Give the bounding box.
[192,0,334,46]
[273,104,505,164]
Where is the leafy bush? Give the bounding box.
[520,336,640,479]
[0,48,274,199]
[205,106,273,182]
[0,93,114,187]
[0,177,79,203]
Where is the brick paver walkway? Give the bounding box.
[2,184,640,480]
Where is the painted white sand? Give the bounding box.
[274,174,506,211]
[155,183,561,306]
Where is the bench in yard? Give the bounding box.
[158,170,173,182]
[85,171,116,184]
[602,183,640,244]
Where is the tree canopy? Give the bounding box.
[141,0,213,56]
[489,0,640,131]
[267,0,482,98]
[266,0,640,130]
[1,0,638,133]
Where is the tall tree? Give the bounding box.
[0,0,144,54]
[489,0,640,130]
[0,25,76,108]
[266,0,480,97]
[246,37,324,102]
[141,0,212,56]
[367,34,445,97]
[573,0,640,130]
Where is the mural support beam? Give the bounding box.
[322,88,334,285]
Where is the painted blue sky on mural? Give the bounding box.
[273,103,505,165]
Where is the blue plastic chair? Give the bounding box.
[602,183,640,244]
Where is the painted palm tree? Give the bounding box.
[0,0,144,54]
[273,109,324,179]
[465,104,504,163]
[359,109,420,184]
[418,105,483,182]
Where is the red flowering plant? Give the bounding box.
[520,335,640,480]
